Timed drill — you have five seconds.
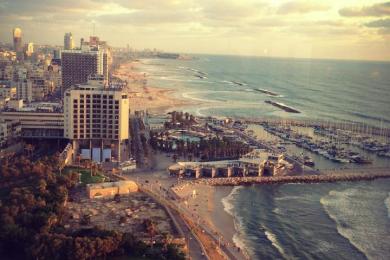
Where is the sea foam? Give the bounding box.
[385,192,390,218]
[321,188,390,260]
[262,225,290,259]
[221,187,255,258]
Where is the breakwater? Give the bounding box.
[242,118,390,137]
[194,171,390,186]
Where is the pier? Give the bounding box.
[192,167,390,186]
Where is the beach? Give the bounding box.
[112,61,199,114]
[172,182,248,259]
[119,55,390,258]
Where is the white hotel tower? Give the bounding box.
[64,75,129,162]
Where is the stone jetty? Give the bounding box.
[195,171,390,186]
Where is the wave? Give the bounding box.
[221,186,242,216]
[181,91,223,103]
[272,207,282,215]
[221,80,235,85]
[194,107,208,117]
[188,68,208,76]
[159,76,204,83]
[321,188,390,260]
[275,195,302,201]
[262,225,289,259]
[221,187,255,257]
[385,193,390,218]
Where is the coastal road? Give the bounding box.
[139,186,208,260]
[124,153,246,260]
[139,178,245,260]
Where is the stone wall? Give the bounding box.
[87,180,138,199]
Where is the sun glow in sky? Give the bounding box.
[0,0,389,60]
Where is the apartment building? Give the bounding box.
[16,79,32,103]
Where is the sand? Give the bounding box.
[173,182,247,259]
[112,61,199,114]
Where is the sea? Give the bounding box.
[136,55,390,259]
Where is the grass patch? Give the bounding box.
[63,166,107,184]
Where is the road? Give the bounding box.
[139,185,208,260]
[130,117,145,165]
[128,165,246,259]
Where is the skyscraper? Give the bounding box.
[13,28,23,61]
[25,42,34,57]
[64,32,74,50]
[61,49,107,94]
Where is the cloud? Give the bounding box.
[277,1,329,14]
[339,2,390,17]
[365,18,390,28]
[252,18,288,28]
[200,0,265,21]
[93,0,187,10]
[97,10,195,26]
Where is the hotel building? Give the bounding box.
[64,75,129,162]
[61,49,108,94]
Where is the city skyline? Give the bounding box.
[0,0,389,61]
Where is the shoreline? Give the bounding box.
[172,183,250,259]
[171,169,390,258]
[112,60,201,114]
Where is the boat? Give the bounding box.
[350,156,373,164]
[378,151,390,158]
[303,156,315,166]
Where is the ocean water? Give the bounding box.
[137,55,390,259]
[222,180,390,260]
[139,55,390,127]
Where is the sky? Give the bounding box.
[0,0,389,61]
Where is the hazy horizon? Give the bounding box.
[1,0,389,61]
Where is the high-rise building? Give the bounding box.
[61,49,108,94]
[53,49,61,59]
[16,79,32,103]
[64,32,74,50]
[13,28,23,61]
[64,75,129,162]
[25,42,34,57]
